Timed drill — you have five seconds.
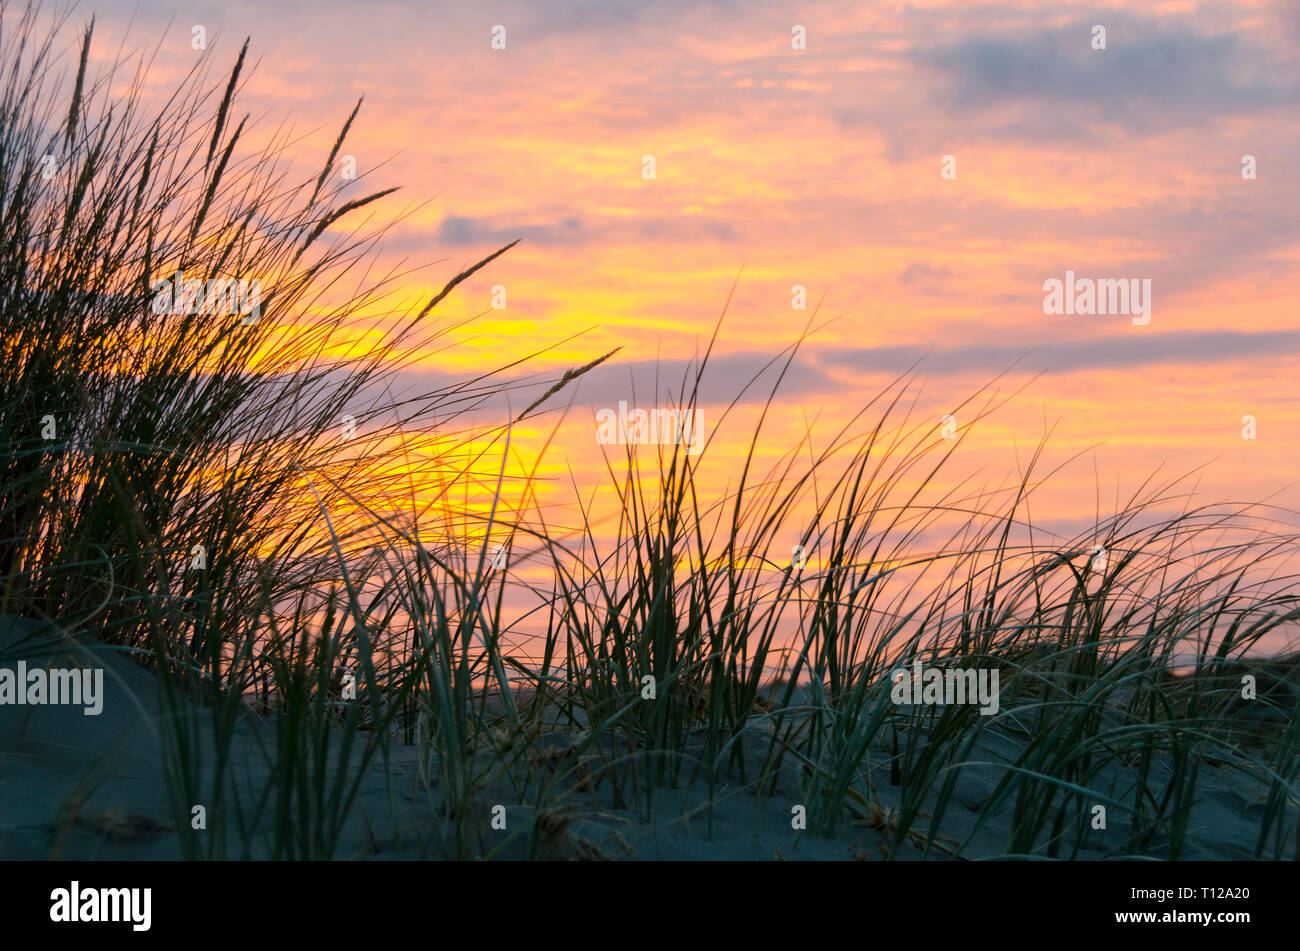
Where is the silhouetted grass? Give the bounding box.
[2,4,1296,860]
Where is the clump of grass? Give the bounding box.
[0,4,598,858]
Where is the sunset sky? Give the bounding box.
[90,0,1300,561]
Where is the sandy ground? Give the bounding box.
[1,615,1292,860]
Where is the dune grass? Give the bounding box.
[2,5,1297,860]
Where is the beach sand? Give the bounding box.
[1,616,1291,860]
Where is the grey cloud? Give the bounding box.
[376,327,1300,432]
[428,211,740,249]
[900,262,953,292]
[816,328,1300,378]
[913,21,1297,133]
[437,214,584,247]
